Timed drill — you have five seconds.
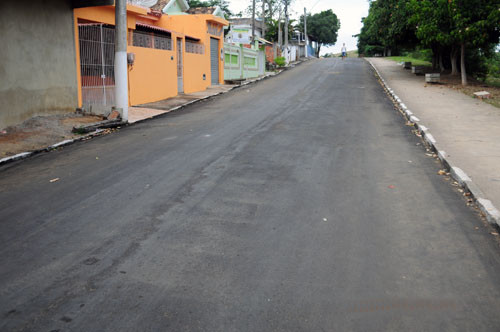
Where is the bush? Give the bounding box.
[466,48,489,80]
[363,45,385,56]
[406,49,432,62]
[485,51,500,79]
[274,56,286,67]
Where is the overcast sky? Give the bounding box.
[228,0,369,55]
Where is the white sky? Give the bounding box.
[228,0,369,55]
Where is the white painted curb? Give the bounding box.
[365,58,500,228]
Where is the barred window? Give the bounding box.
[131,27,172,50]
[186,40,204,54]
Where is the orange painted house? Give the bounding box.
[73,0,228,113]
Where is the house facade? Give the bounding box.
[0,0,79,128]
[74,0,228,113]
[0,0,228,128]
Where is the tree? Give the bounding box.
[298,9,340,57]
[245,0,281,19]
[410,0,500,85]
[357,13,384,56]
[356,0,392,56]
[448,0,500,85]
[188,0,232,18]
[265,18,295,42]
[410,0,456,72]
[359,0,500,85]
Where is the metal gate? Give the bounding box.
[78,23,115,113]
[210,37,219,85]
[177,38,183,93]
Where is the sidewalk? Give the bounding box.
[129,84,236,123]
[369,57,500,225]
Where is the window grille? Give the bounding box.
[186,41,204,54]
[131,30,172,50]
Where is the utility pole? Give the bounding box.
[251,0,256,43]
[304,7,308,57]
[276,2,282,59]
[261,0,266,40]
[114,0,128,121]
[284,0,289,49]
[278,3,282,47]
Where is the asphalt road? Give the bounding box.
[1,58,500,332]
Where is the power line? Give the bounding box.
[310,0,321,12]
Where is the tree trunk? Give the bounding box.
[460,43,467,85]
[432,53,438,70]
[431,45,437,70]
[316,44,321,57]
[450,48,458,75]
[439,52,445,72]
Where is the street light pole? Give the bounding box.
[114,0,128,121]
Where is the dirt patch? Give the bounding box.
[60,116,102,126]
[1,113,105,157]
[436,74,500,109]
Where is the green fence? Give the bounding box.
[224,42,265,81]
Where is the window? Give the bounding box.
[131,25,172,50]
[185,37,204,54]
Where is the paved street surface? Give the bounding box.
[1,58,500,331]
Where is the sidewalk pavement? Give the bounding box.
[129,84,236,123]
[369,57,500,225]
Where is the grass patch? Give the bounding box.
[326,50,359,58]
[385,56,432,66]
[485,76,500,88]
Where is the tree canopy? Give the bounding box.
[188,0,232,18]
[297,10,340,57]
[357,0,500,85]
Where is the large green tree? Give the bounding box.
[359,0,500,85]
[297,9,340,57]
[449,0,500,85]
[410,0,500,84]
[357,0,416,56]
[410,0,456,72]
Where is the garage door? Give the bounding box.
[210,37,219,85]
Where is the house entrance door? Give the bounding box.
[78,23,115,114]
[177,38,183,93]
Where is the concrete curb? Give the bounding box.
[0,129,105,167]
[365,58,500,228]
[0,64,294,169]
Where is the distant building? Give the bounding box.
[226,18,264,44]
